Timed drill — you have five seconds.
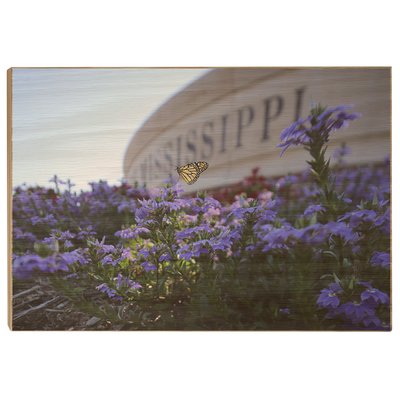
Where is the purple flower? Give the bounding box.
[323,305,341,319]
[101,254,115,265]
[12,250,85,279]
[13,254,44,279]
[373,207,390,234]
[87,237,105,247]
[210,230,234,251]
[77,228,97,239]
[333,146,352,160]
[54,230,76,240]
[96,283,108,293]
[175,224,214,240]
[317,283,343,308]
[115,226,150,239]
[30,214,58,226]
[190,197,221,213]
[192,247,210,257]
[98,244,117,254]
[358,281,390,306]
[49,176,67,185]
[349,210,377,228]
[163,198,186,212]
[362,315,382,328]
[292,224,327,246]
[177,243,210,261]
[277,105,361,157]
[117,200,137,213]
[141,261,157,272]
[59,250,84,265]
[114,273,141,292]
[277,116,313,156]
[164,184,185,197]
[95,283,123,302]
[120,248,134,261]
[135,204,151,222]
[159,252,171,262]
[138,247,151,259]
[228,202,276,223]
[13,227,37,242]
[370,251,390,268]
[63,240,74,249]
[177,246,194,261]
[88,237,117,255]
[315,105,362,128]
[303,204,326,217]
[280,308,290,314]
[337,301,375,323]
[262,227,295,252]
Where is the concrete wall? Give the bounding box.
[123,68,391,191]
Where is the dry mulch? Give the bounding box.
[11,277,123,331]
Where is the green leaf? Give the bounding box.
[319,189,327,202]
[310,169,320,178]
[372,190,379,205]
[118,305,125,319]
[329,176,337,192]
[142,314,149,327]
[129,310,140,324]
[199,295,209,316]
[104,301,119,320]
[323,251,339,263]
[348,278,354,289]
[332,272,342,286]
[158,274,169,291]
[309,213,318,225]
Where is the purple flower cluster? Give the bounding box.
[370,251,390,268]
[115,226,150,239]
[228,200,276,224]
[11,103,390,330]
[262,221,357,252]
[138,244,172,271]
[177,230,233,261]
[13,250,87,279]
[96,274,141,301]
[135,186,187,227]
[189,196,221,214]
[277,105,362,156]
[302,204,326,218]
[317,280,390,330]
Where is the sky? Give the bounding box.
[12,68,209,192]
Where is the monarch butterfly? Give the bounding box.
[175,161,209,185]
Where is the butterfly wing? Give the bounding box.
[194,161,209,173]
[177,163,200,185]
[176,161,209,185]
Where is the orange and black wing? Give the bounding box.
[194,161,209,173]
[176,161,209,185]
